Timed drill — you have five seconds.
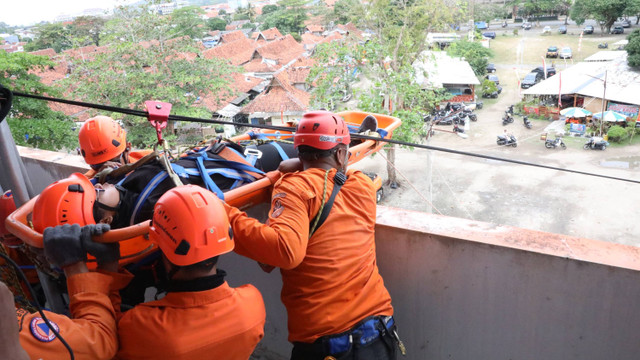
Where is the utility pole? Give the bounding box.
[600,70,607,137]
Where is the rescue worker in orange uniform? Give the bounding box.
[115,185,266,360]
[224,110,403,359]
[78,115,151,178]
[4,173,131,360]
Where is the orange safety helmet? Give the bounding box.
[78,116,127,165]
[294,110,350,150]
[32,173,96,232]
[149,185,234,267]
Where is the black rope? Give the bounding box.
[0,252,74,360]
[10,91,640,185]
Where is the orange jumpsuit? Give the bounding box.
[17,271,128,360]
[116,281,266,360]
[225,168,394,343]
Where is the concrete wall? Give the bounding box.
[13,148,640,360]
[225,207,640,360]
[16,146,88,194]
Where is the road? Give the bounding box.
[351,26,640,246]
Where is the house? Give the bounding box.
[241,67,310,125]
[522,52,640,121]
[226,20,250,31]
[199,72,266,125]
[203,37,257,66]
[305,24,324,36]
[251,27,282,43]
[220,30,247,44]
[413,51,480,104]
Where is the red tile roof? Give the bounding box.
[221,30,246,43]
[306,25,324,33]
[29,48,57,57]
[199,72,264,112]
[203,37,257,65]
[320,32,344,44]
[337,23,364,39]
[256,34,305,66]
[242,70,310,115]
[260,27,282,41]
[287,67,310,84]
[226,24,238,31]
[301,33,324,46]
[242,58,278,73]
[204,10,218,18]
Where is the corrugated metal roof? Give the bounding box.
[584,51,627,62]
[414,51,480,88]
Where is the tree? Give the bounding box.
[310,0,457,189]
[0,52,76,151]
[23,23,71,53]
[571,0,627,34]
[69,16,106,46]
[627,29,640,67]
[207,18,227,31]
[625,0,640,24]
[328,0,362,25]
[446,39,494,77]
[258,0,309,35]
[262,5,279,15]
[169,6,207,39]
[521,0,560,22]
[234,5,256,22]
[64,3,238,148]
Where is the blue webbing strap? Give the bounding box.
[194,156,225,200]
[268,141,289,161]
[130,171,169,225]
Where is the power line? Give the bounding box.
[9,91,640,185]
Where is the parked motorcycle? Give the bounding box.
[583,137,609,150]
[598,42,608,49]
[502,111,514,126]
[462,107,478,122]
[545,137,566,150]
[502,21,508,28]
[497,134,517,147]
[523,116,532,129]
[453,124,465,134]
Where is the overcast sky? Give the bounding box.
[1,0,138,27]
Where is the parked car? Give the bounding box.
[483,31,496,39]
[521,72,543,89]
[559,47,572,59]
[621,20,631,28]
[475,21,488,30]
[486,63,496,73]
[546,46,558,58]
[485,74,500,85]
[522,22,532,30]
[611,26,624,34]
[583,25,594,34]
[558,25,567,34]
[542,26,552,34]
[532,66,556,77]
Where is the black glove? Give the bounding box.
[43,224,85,268]
[81,224,119,266]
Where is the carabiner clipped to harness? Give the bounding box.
[145,101,172,145]
[154,139,183,188]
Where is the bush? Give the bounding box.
[481,79,498,95]
[513,28,519,36]
[607,125,627,142]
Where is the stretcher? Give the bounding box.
[3,111,401,266]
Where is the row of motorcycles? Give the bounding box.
[424,103,478,137]
[497,105,609,150]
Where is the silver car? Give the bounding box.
[559,47,572,59]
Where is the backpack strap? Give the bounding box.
[309,171,347,238]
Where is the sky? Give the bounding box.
[0,0,139,27]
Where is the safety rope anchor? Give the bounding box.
[145,101,172,145]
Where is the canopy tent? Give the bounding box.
[560,107,591,118]
[592,110,628,122]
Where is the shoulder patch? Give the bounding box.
[271,198,284,218]
[30,317,59,342]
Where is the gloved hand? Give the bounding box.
[43,224,85,268]
[81,224,119,266]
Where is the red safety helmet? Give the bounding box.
[78,116,127,165]
[149,185,234,266]
[32,173,96,232]
[294,110,350,150]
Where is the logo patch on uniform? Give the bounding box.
[271,199,284,218]
[16,308,28,331]
[30,317,59,342]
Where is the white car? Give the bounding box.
[559,47,573,59]
[542,26,551,34]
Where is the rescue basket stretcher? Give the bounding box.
[3,111,401,265]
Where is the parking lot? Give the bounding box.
[353,20,640,246]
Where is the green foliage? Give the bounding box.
[23,23,71,53]
[607,125,627,142]
[207,18,227,31]
[0,52,76,150]
[242,23,255,29]
[169,6,207,39]
[234,5,257,22]
[473,4,508,23]
[262,5,278,15]
[627,29,640,67]
[446,40,494,76]
[571,0,627,32]
[64,2,237,148]
[329,0,363,25]
[521,0,561,19]
[69,16,106,46]
[513,28,519,35]
[481,79,498,95]
[258,0,309,35]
